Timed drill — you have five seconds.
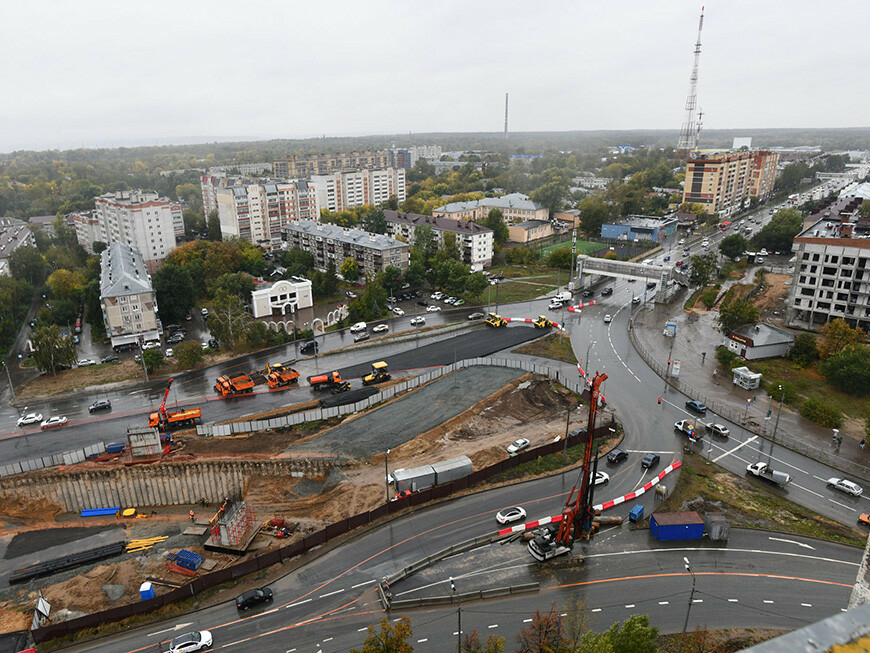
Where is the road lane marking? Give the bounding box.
[728,599,739,602]
[769,537,815,550]
[286,598,312,608]
[829,499,857,512]
[712,436,757,463]
[322,637,333,642]
[351,580,376,589]
[488,624,498,629]
[625,604,635,608]
[763,600,774,604]
[591,608,601,612]
[418,639,428,643]
[659,601,669,605]
[319,589,345,598]
[523,618,533,623]
[801,603,812,607]
[147,622,193,637]
[358,627,368,632]
[584,546,859,567]
[693,599,703,603]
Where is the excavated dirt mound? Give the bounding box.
[753,273,790,325]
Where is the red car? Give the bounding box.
[391,490,413,502]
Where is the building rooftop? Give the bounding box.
[0,218,32,260]
[795,194,868,243]
[252,275,312,294]
[730,322,795,347]
[606,215,678,229]
[513,220,551,230]
[100,243,153,297]
[435,192,543,214]
[383,210,492,235]
[282,219,407,251]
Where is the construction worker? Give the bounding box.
[189,509,195,522]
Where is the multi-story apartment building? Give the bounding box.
[682,150,780,219]
[310,168,406,213]
[73,191,182,272]
[382,210,493,270]
[785,194,870,332]
[99,243,160,348]
[214,180,320,248]
[273,151,391,178]
[0,218,35,276]
[390,145,442,170]
[433,193,549,223]
[281,219,409,279]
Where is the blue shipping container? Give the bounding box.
[649,511,704,541]
[106,443,125,454]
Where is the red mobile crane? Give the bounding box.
[147,378,202,431]
[528,372,607,561]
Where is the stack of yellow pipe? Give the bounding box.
[126,536,169,553]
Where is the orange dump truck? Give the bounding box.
[267,366,300,389]
[214,373,256,397]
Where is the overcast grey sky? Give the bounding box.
[2,1,867,152]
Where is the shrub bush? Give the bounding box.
[821,345,870,396]
[800,397,843,428]
[762,379,800,407]
[715,345,740,370]
[700,287,718,308]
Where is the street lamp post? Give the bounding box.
[680,557,697,652]
[3,360,15,403]
[584,341,596,380]
[450,576,461,652]
[385,449,390,503]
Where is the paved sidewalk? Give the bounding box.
[630,286,870,482]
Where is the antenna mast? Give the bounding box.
[677,7,705,158]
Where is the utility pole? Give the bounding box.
[3,360,15,403]
[450,577,461,651]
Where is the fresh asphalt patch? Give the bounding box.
[337,325,541,379]
[297,365,525,459]
[4,526,122,560]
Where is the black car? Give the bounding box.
[89,399,112,413]
[601,287,613,296]
[685,400,707,414]
[114,343,135,352]
[299,340,318,355]
[100,354,119,364]
[641,453,660,468]
[417,300,428,306]
[646,281,656,289]
[582,290,594,298]
[607,448,628,464]
[208,338,219,349]
[236,587,273,611]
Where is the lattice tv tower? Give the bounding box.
[676,7,705,159]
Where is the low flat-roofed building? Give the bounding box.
[250,276,313,320]
[725,323,795,360]
[507,220,553,243]
[600,215,678,242]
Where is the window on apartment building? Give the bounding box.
[119,296,127,303]
[812,253,820,262]
[132,305,139,311]
[123,315,131,323]
[810,266,817,274]
[843,257,855,266]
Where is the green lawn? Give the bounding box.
[539,240,602,256]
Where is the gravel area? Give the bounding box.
[297,366,524,460]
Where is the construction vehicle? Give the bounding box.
[214,373,256,397]
[307,370,344,391]
[484,312,507,328]
[533,315,553,329]
[330,380,351,394]
[529,371,607,561]
[362,361,391,386]
[264,363,300,389]
[147,378,202,431]
[746,461,792,487]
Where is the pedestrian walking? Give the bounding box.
[189,509,195,522]
[861,439,866,450]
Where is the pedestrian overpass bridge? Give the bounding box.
[569,255,690,303]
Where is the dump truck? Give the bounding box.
[147,378,202,431]
[746,462,792,487]
[265,363,300,389]
[362,361,391,386]
[533,315,554,329]
[308,370,344,390]
[214,373,256,397]
[484,312,507,328]
[674,418,703,441]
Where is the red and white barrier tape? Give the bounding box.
[497,461,681,536]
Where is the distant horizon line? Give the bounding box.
[3,126,869,156]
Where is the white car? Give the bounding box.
[410,316,425,326]
[827,478,863,497]
[165,348,174,357]
[426,305,441,312]
[603,314,612,323]
[592,470,610,485]
[40,416,68,430]
[77,358,96,366]
[430,292,444,300]
[201,341,210,350]
[678,238,685,245]
[392,307,405,316]
[169,630,212,653]
[17,413,43,427]
[349,322,367,333]
[141,341,160,350]
[507,438,531,454]
[495,506,526,525]
[443,296,457,304]
[709,424,730,438]
[372,324,389,333]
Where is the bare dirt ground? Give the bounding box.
[753,273,790,326]
[0,373,599,631]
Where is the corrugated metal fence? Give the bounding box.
[0,442,106,478]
